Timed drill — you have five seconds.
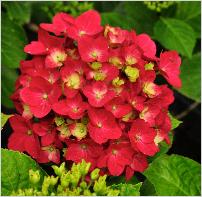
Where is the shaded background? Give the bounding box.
[1,1,201,163]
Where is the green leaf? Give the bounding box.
[176,2,201,38]
[144,154,201,196]
[1,113,13,129]
[1,149,47,196]
[3,2,31,24]
[1,66,18,108]
[154,18,196,58]
[169,113,182,130]
[2,13,27,69]
[101,12,134,30]
[140,179,156,196]
[177,53,201,102]
[112,182,142,196]
[123,2,158,35]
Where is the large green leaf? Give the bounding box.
[123,2,158,35]
[2,13,27,68]
[101,12,134,30]
[112,182,142,196]
[140,179,156,196]
[154,18,196,58]
[176,2,201,38]
[144,154,201,196]
[1,113,13,129]
[1,149,47,196]
[177,53,201,102]
[1,66,18,108]
[3,2,31,25]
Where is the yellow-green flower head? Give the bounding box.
[90,168,100,180]
[29,169,40,184]
[125,66,139,82]
[52,162,66,177]
[145,62,154,70]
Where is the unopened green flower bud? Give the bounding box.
[79,159,91,177]
[24,188,34,196]
[90,168,100,180]
[83,189,93,196]
[42,176,50,195]
[93,175,108,195]
[70,123,87,140]
[107,189,120,196]
[60,172,70,188]
[125,66,139,82]
[145,62,154,70]
[29,169,40,184]
[112,77,124,87]
[54,116,65,126]
[57,123,71,140]
[80,181,87,189]
[52,162,66,177]
[91,62,102,70]
[49,175,59,186]
[94,71,106,81]
[70,172,81,188]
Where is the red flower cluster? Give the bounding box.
[9,10,181,180]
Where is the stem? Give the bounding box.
[175,102,199,119]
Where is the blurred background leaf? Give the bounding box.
[2,2,31,25]
[177,53,201,102]
[101,12,134,30]
[175,1,201,38]
[1,66,18,108]
[154,18,196,58]
[2,13,27,68]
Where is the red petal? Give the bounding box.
[8,133,26,152]
[108,155,125,176]
[24,136,40,159]
[24,41,47,55]
[29,102,51,118]
[75,10,103,36]
[9,115,30,133]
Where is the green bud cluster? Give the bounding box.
[11,160,120,196]
[144,1,175,12]
[41,2,94,20]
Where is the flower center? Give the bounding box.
[27,130,33,136]
[72,107,79,113]
[79,30,86,36]
[42,93,48,99]
[91,51,98,58]
[51,50,67,66]
[49,146,54,152]
[80,144,87,150]
[135,134,141,141]
[97,122,102,128]
[67,73,80,89]
[112,149,118,155]
[112,105,117,111]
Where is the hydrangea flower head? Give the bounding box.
[8,9,181,179]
